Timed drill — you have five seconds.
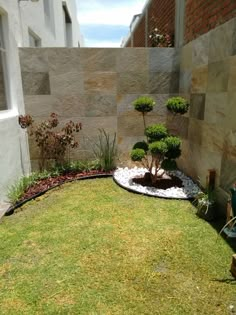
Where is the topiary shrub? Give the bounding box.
[132,96,156,129]
[132,96,155,113]
[145,124,168,142]
[130,148,146,162]
[130,95,189,184]
[132,141,149,152]
[166,97,189,115]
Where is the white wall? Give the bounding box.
[0,0,30,202]
[0,0,82,202]
[18,0,82,47]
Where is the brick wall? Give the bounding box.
[133,15,146,47]
[185,0,236,43]
[124,0,175,47]
[147,0,175,46]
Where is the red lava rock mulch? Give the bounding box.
[19,170,113,203]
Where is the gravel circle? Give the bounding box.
[113,167,201,199]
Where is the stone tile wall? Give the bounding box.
[178,17,236,211]
[19,47,180,169]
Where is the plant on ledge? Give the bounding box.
[19,113,82,171]
[130,96,189,184]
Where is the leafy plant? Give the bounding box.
[19,113,82,171]
[7,171,55,205]
[166,97,190,115]
[92,129,117,172]
[132,96,155,129]
[130,95,189,184]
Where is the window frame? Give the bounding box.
[0,13,10,112]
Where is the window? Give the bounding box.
[0,15,8,111]
[63,3,72,47]
[29,29,41,47]
[43,0,55,33]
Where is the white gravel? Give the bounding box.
[113,167,201,199]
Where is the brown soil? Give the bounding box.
[132,172,183,190]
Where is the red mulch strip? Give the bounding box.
[19,170,113,203]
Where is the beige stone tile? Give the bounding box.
[84,72,117,94]
[178,141,222,187]
[24,95,58,116]
[209,19,234,63]
[228,56,236,91]
[207,61,229,92]
[116,48,148,72]
[149,48,180,72]
[79,48,117,72]
[20,48,49,72]
[48,48,82,74]
[149,72,179,94]
[192,33,209,67]
[204,92,228,125]
[22,72,50,95]
[191,65,208,93]
[117,72,149,94]
[50,71,84,96]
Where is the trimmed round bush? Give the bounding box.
[133,96,155,113]
[149,141,168,155]
[132,141,149,152]
[166,97,189,115]
[165,136,181,159]
[145,124,168,142]
[161,159,177,170]
[130,148,145,161]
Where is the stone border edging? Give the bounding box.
[5,173,113,216]
[113,167,201,200]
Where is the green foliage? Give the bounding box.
[19,113,82,171]
[92,129,117,172]
[130,148,146,161]
[132,96,155,113]
[1,179,234,315]
[145,124,168,142]
[165,136,182,159]
[149,141,168,155]
[132,141,149,152]
[7,176,36,205]
[161,159,177,170]
[166,97,189,115]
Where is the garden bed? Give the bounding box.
[6,170,113,216]
[113,167,201,199]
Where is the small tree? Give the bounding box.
[19,113,82,171]
[130,96,189,184]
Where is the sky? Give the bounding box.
[76,0,147,47]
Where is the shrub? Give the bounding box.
[145,124,168,142]
[149,141,168,155]
[132,141,149,152]
[164,136,182,159]
[161,159,177,170]
[132,96,155,113]
[130,148,146,162]
[130,95,189,184]
[166,97,189,115]
[92,129,117,172]
[19,113,82,171]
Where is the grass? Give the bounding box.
[0,178,235,314]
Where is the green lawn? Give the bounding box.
[0,178,235,315]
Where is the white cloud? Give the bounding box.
[77,0,146,26]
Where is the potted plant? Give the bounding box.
[193,188,215,221]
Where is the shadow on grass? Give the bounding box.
[211,278,236,285]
